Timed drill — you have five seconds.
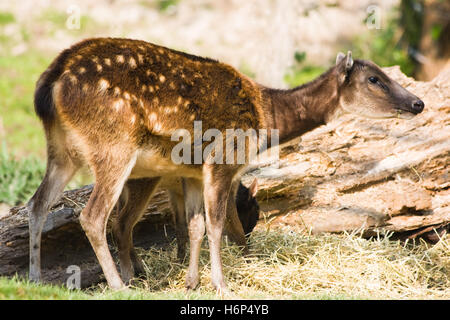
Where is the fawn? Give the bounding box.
[29,37,424,293]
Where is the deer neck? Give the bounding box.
[262,67,340,144]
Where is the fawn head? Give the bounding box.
[236,178,260,236]
[336,51,424,120]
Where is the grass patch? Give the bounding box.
[284,51,327,88]
[0,11,15,25]
[284,65,327,88]
[0,143,45,206]
[0,50,51,157]
[0,276,89,300]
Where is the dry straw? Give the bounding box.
[124,227,449,299]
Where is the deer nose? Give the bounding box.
[411,100,424,114]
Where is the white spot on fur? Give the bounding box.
[149,112,158,123]
[96,64,103,72]
[116,55,125,63]
[68,74,78,84]
[78,67,86,74]
[159,75,166,83]
[154,122,163,132]
[129,57,137,68]
[98,79,109,91]
[104,58,111,66]
[113,99,124,112]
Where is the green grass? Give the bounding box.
[0,50,51,158]
[0,143,45,205]
[283,51,327,88]
[284,65,327,88]
[0,276,218,300]
[0,277,89,300]
[0,11,15,25]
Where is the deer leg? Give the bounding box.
[224,181,248,252]
[168,188,188,262]
[112,177,161,284]
[79,153,137,290]
[203,166,234,294]
[183,178,204,290]
[28,156,78,282]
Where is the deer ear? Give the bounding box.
[336,52,345,65]
[249,178,258,198]
[345,51,353,71]
[336,51,354,84]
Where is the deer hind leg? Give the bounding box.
[112,177,161,284]
[167,186,188,262]
[79,151,137,290]
[28,152,78,282]
[183,178,205,290]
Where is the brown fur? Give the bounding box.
[29,39,424,293]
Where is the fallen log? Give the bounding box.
[243,65,450,240]
[0,185,174,288]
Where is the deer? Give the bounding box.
[113,177,259,283]
[28,37,424,294]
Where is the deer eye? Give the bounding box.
[368,76,378,84]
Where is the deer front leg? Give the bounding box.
[203,166,234,294]
[183,178,204,290]
[79,152,137,290]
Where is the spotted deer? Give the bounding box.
[29,37,424,293]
